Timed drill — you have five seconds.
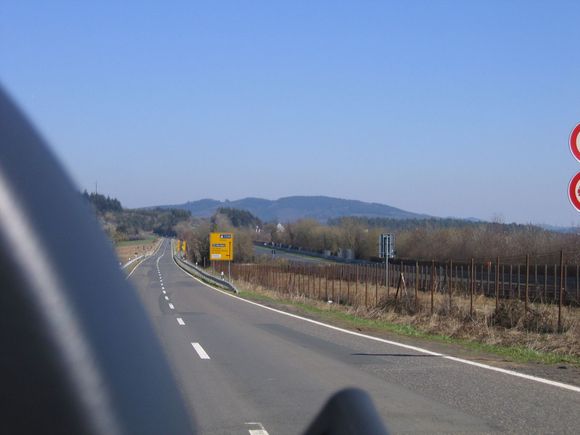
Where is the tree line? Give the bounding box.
[86,193,580,265]
[267,217,580,264]
[83,192,191,242]
[177,208,257,264]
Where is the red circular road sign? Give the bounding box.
[570,123,580,162]
[568,172,580,212]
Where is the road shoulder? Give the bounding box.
[236,289,580,388]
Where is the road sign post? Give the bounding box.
[210,232,234,281]
[569,123,580,213]
[379,234,395,290]
[209,232,234,261]
[568,172,580,212]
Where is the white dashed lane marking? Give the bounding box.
[176,317,185,326]
[168,303,175,310]
[191,342,210,360]
[246,422,269,435]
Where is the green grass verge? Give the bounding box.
[238,289,580,367]
[116,236,157,247]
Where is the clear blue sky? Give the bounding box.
[2,1,580,226]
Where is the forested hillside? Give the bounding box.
[83,192,191,242]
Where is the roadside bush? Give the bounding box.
[490,300,571,333]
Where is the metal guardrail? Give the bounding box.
[173,253,239,294]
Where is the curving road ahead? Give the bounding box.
[130,239,580,434]
[253,245,335,264]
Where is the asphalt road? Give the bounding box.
[130,240,580,434]
[254,245,334,264]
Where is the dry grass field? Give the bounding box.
[115,237,160,265]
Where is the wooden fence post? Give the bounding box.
[375,264,379,306]
[554,264,558,303]
[559,250,564,332]
[430,260,435,315]
[495,256,500,311]
[415,260,419,309]
[331,266,335,301]
[509,264,513,299]
[470,258,474,317]
[347,266,351,305]
[355,266,359,305]
[487,262,491,296]
[365,266,368,308]
[449,259,453,308]
[325,266,329,301]
[525,254,529,312]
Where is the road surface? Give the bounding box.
[130,239,580,434]
[254,245,335,264]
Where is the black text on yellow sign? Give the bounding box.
[209,232,234,261]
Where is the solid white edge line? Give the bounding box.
[126,256,147,279]
[191,342,210,359]
[127,238,165,279]
[168,303,175,310]
[177,317,185,326]
[173,256,580,394]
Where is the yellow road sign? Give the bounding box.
[210,232,234,261]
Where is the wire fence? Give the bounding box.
[210,251,578,331]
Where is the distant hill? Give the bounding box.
[157,196,430,222]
